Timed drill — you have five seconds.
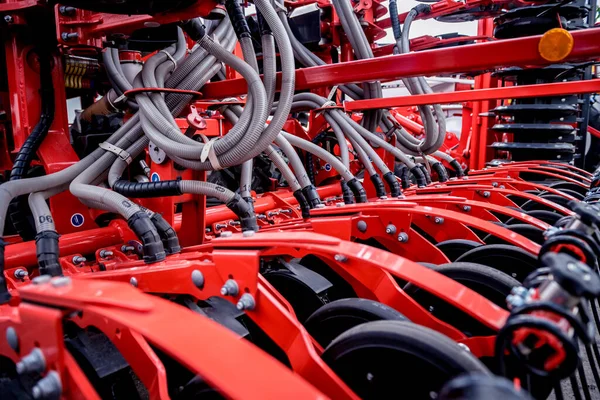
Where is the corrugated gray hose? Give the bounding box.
[331,0,383,133]
[138,34,268,170]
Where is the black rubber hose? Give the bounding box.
[450,159,465,178]
[347,178,368,203]
[127,211,166,263]
[383,171,402,197]
[257,9,271,35]
[35,230,62,277]
[341,180,354,204]
[302,184,322,208]
[226,194,258,232]
[0,239,9,304]
[388,0,402,40]
[410,166,427,187]
[431,161,449,183]
[150,213,181,254]
[225,0,251,39]
[370,174,387,197]
[9,50,55,240]
[181,19,206,41]
[293,189,311,219]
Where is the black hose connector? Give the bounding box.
[226,194,258,232]
[410,166,427,187]
[0,239,10,304]
[35,230,62,277]
[341,181,355,204]
[128,211,166,264]
[396,164,411,189]
[293,189,311,219]
[181,19,206,41]
[388,0,402,40]
[449,159,465,178]
[347,178,368,203]
[383,171,402,197]
[301,185,322,208]
[418,164,432,185]
[242,196,255,214]
[370,174,387,198]
[150,214,181,254]
[225,0,251,39]
[256,10,271,35]
[431,162,449,183]
[414,3,431,15]
[113,180,182,198]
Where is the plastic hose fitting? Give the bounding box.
[35,230,62,277]
[301,185,322,209]
[418,164,432,185]
[181,19,206,41]
[383,171,402,197]
[341,181,355,204]
[347,178,368,203]
[370,174,387,198]
[127,211,166,264]
[226,194,258,232]
[431,162,449,183]
[410,166,427,187]
[449,159,465,177]
[150,213,181,254]
[293,189,311,219]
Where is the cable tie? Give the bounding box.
[113,94,127,104]
[99,142,133,164]
[160,50,178,71]
[200,138,223,170]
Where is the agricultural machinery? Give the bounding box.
[0,0,599,398]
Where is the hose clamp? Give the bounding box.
[99,142,133,165]
[159,50,178,71]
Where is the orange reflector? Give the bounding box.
[538,28,574,62]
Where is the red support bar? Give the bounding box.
[201,28,600,100]
[4,224,126,269]
[345,76,600,110]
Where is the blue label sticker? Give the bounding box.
[324,163,332,172]
[151,172,160,182]
[71,213,85,227]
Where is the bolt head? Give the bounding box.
[32,275,51,285]
[191,270,204,289]
[130,277,138,287]
[4,15,12,23]
[6,327,18,352]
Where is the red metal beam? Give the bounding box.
[345,78,600,110]
[201,28,600,100]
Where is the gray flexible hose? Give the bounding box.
[331,0,382,132]
[264,145,302,192]
[273,135,312,188]
[238,35,260,201]
[242,0,295,159]
[29,184,68,233]
[0,113,140,237]
[281,132,355,182]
